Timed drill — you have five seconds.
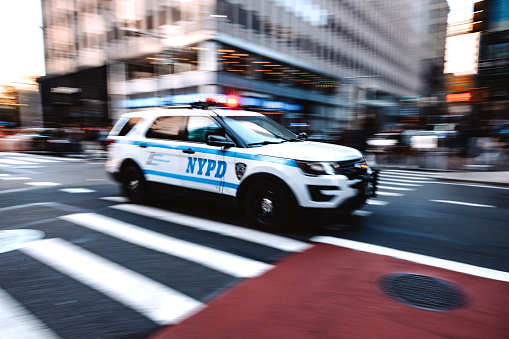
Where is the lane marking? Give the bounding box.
[383,170,438,177]
[433,181,509,190]
[377,185,415,191]
[378,180,422,187]
[378,176,432,183]
[0,187,39,195]
[59,188,96,193]
[376,191,405,197]
[366,199,389,206]
[430,200,496,208]
[0,159,35,165]
[25,182,61,186]
[351,210,373,217]
[100,196,129,203]
[1,177,31,180]
[379,174,433,181]
[0,287,60,339]
[111,204,311,253]
[311,236,509,282]
[21,238,204,325]
[7,157,58,163]
[59,213,273,278]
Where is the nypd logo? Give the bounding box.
[186,157,227,178]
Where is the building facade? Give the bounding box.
[39,0,440,135]
[477,0,509,124]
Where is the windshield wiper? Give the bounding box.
[248,140,283,146]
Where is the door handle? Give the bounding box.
[139,144,147,148]
[182,148,195,154]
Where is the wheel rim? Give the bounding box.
[254,190,278,224]
[124,167,143,198]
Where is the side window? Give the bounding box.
[186,116,223,143]
[110,117,143,136]
[146,116,188,140]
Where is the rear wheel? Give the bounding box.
[121,163,149,203]
[243,180,295,231]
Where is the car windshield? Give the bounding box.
[222,115,299,146]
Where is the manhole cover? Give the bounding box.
[379,273,465,311]
[0,230,45,253]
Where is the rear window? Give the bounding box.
[109,117,143,137]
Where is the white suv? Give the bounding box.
[106,103,378,230]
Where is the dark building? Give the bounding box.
[38,66,109,128]
[477,0,509,123]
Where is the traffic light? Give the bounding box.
[472,1,485,33]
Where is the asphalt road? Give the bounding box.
[0,152,508,338]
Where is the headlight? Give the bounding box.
[296,161,336,175]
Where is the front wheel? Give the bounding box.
[243,180,295,231]
[121,164,149,203]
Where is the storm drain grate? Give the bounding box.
[379,273,465,311]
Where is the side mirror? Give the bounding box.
[298,132,308,141]
[207,135,236,147]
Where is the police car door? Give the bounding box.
[143,115,187,187]
[179,114,227,194]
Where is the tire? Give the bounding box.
[243,180,295,231]
[121,163,149,203]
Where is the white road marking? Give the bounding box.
[378,176,432,183]
[59,188,96,193]
[351,210,373,217]
[111,204,312,253]
[60,213,273,278]
[377,185,415,191]
[0,288,60,339]
[25,182,61,186]
[383,170,438,177]
[1,177,31,180]
[379,180,422,187]
[8,157,57,163]
[366,199,389,206]
[0,174,9,176]
[311,236,509,282]
[433,181,509,190]
[20,238,204,325]
[376,191,405,197]
[0,159,35,165]
[430,200,496,208]
[100,196,129,203]
[379,173,433,181]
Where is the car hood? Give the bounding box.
[250,141,363,162]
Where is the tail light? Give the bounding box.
[105,138,116,149]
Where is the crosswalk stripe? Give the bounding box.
[100,196,129,203]
[377,176,432,183]
[0,287,60,339]
[366,199,389,206]
[377,185,415,191]
[376,191,405,197]
[382,170,438,177]
[59,213,273,278]
[20,238,204,325]
[378,180,422,187]
[0,159,36,165]
[111,204,312,253]
[7,157,57,163]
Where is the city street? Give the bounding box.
[0,152,508,338]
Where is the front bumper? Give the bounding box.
[300,169,379,222]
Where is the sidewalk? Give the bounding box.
[149,239,509,339]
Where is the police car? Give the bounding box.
[105,100,378,230]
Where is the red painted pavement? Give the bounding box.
[149,243,509,339]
